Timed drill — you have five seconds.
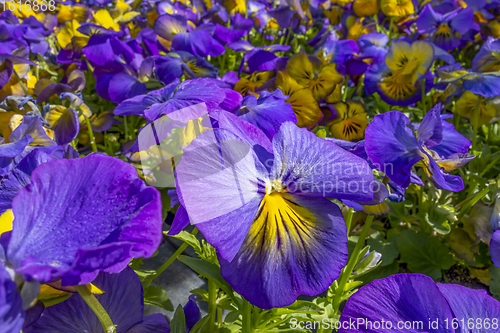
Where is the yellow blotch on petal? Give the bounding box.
[248,191,315,249]
[275,71,323,129]
[456,91,497,126]
[0,209,14,236]
[327,100,367,141]
[380,0,414,17]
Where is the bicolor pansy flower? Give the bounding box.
[365,40,434,106]
[287,50,344,101]
[154,14,224,57]
[175,113,374,308]
[323,100,368,142]
[417,4,474,51]
[365,105,473,191]
[339,274,500,332]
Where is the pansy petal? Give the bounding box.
[365,111,422,188]
[176,128,267,226]
[9,116,56,147]
[271,122,373,201]
[237,89,296,140]
[450,6,474,35]
[491,230,500,267]
[167,204,190,235]
[219,196,347,309]
[339,274,455,333]
[418,104,443,147]
[437,283,500,330]
[7,154,163,285]
[421,146,464,192]
[127,314,170,333]
[108,73,148,104]
[462,73,500,98]
[53,107,79,145]
[0,262,24,333]
[0,149,53,215]
[431,121,471,156]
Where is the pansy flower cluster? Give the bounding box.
[1,0,500,332]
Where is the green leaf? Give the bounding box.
[396,230,454,280]
[275,300,325,315]
[143,285,174,312]
[448,228,476,266]
[167,230,202,253]
[177,255,235,303]
[171,305,186,333]
[424,212,450,235]
[224,310,241,323]
[367,232,399,266]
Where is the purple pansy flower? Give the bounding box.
[113,78,228,121]
[236,89,296,139]
[154,14,224,57]
[154,51,218,86]
[339,274,500,332]
[5,154,163,286]
[365,105,473,191]
[175,116,374,308]
[24,267,170,333]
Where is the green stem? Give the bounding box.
[82,110,98,153]
[388,17,394,45]
[144,228,199,286]
[332,215,375,314]
[242,299,253,333]
[74,285,115,333]
[345,207,354,236]
[13,70,28,95]
[208,280,218,333]
[458,186,490,221]
[342,75,350,102]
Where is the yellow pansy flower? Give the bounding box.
[380,0,414,17]
[275,71,323,129]
[287,50,343,101]
[456,91,497,126]
[326,100,368,141]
